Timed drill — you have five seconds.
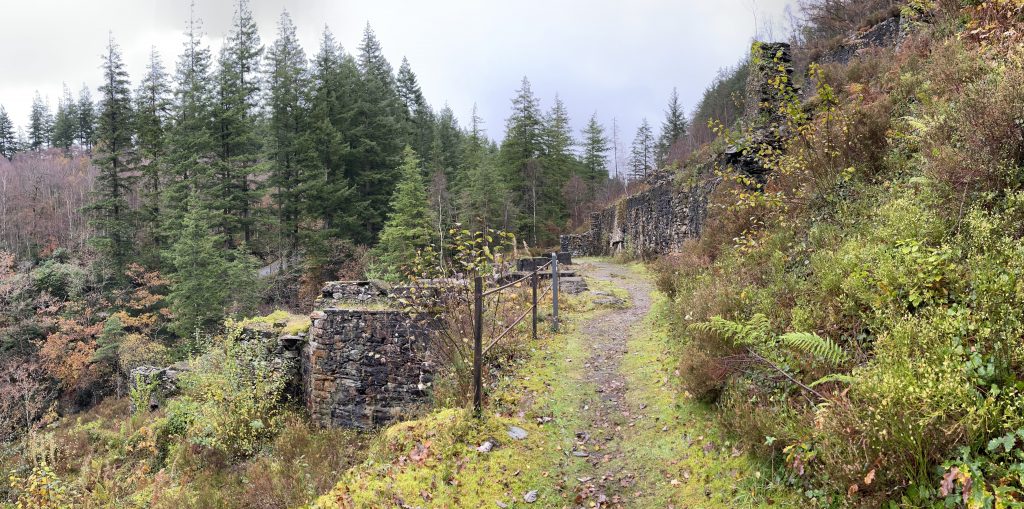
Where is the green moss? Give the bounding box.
[228,309,310,335]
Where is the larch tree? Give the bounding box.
[629,118,655,181]
[87,34,137,276]
[372,146,433,276]
[0,107,17,160]
[657,87,687,164]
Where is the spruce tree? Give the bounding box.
[28,92,52,151]
[266,10,316,257]
[0,107,16,160]
[397,57,434,160]
[168,198,259,336]
[460,108,507,231]
[77,85,96,150]
[212,0,264,247]
[87,34,137,275]
[349,24,405,243]
[305,28,357,253]
[51,84,79,152]
[499,77,544,244]
[163,7,216,242]
[536,95,578,242]
[629,119,655,181]
[372,146,433,275]
[581,113,610,183]
[657,87,687,163]
[135,47,172,259]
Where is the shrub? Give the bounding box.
[167,332,292,460]
[30,260,85,300]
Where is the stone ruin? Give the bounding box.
[562,14,906,259]
[303,282,435,429]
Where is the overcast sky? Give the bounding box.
[0,0,796,156]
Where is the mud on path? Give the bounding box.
[566,261,654,507]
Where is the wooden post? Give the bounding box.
[531,267,538,339]
[551,252,559,332]
[472,275,484,414]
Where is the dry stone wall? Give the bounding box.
[303,282,435,429]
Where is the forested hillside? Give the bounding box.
[11,0,1024,507]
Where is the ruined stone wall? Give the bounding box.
[303,282,435,429]
[561,169,716,258]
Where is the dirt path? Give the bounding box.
[568,261,654,507]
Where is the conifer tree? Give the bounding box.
[76,85,96,150]
[657,87,687,163]
[212,0,264,247]
[87,34,137,275]
[168,198,259,336]
[372,146,433,275]
[135,47,172,258]
[266,10,316,257]
[500,77,544,244]
[0,107,17,160]
[536,95,578,241]
[629,118,655,181]
[349,23,405,243]
[163,7,216,242]
[460,108,507,231]
[305,28,357,253]
[28,92,52,150]
[51,84,79,152]
[397,57,434,160]
[581,113,610,183]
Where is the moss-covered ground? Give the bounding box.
[313,259,798,508]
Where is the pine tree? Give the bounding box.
[581,113,610,183]
[87,34,137,275]
[372,146,433,275]
[499,77,544,244]
[629,119,655,181]
[657,87,687,163]
[0,107,17,160]
[51,84,79,152]
[163,6,216,242]
[76,85,96,150]
[28,92,52,151]
[135,47,172,259]
[266,10,316,257]
[212,0,264,247]
[168,198,259,336]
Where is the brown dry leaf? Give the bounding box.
[847,484,859,497]
[863,469,875,486]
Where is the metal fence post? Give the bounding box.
[473,275,483,414]
[531,267,538,339]
[551,253,559,332]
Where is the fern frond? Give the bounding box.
[779,332,848,366]
[688,314,772,347]
[809,373,856,387]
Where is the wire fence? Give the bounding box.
[472,253,561,412]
